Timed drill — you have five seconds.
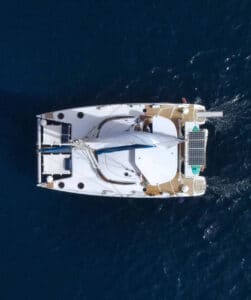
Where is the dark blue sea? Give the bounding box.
[0,1,251,299]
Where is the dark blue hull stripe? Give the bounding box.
[95,144,155,155]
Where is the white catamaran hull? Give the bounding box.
[37,102,222,198]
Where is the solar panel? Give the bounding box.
[188,131,206,165]
[189,140,204,148]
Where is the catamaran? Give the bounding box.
[36,101,222,198]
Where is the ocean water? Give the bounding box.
[0,0,251,299]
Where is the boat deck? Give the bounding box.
[145,172,204,197]
[142,104,206,197]
[38,103,207,197]
[144,104,206,126]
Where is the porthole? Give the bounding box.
[58,182,65,188]
[143,108,147,113]
[78,182,84,189]
[143,187,147,192]
[124,172,129,176]
[77,112,84,119]
[57,113,64,120]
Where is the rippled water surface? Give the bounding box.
[0,1,251,299]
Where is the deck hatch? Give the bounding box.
[188,131,206,165]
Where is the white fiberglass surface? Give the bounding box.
[97,150,140,183]
[54,149,142,196]
[98,117,136,138]
[135,145,178,185]
[152,115,177,137]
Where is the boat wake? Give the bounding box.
[204,94,251,202]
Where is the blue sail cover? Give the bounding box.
[95,144,155,155]
[39,146,72,154]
